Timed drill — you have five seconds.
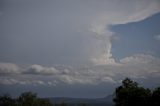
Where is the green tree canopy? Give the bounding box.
[0,94,16,106]
[0,91,53,106]
[17,92,38,106]
[152,87,160,106]
[113,78,151,106]
[113,78,160,106]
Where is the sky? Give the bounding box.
[0,0,160,98]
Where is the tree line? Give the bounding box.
[0,92,54,106]
[0,92,86,106]
[113,78,160,106]
[0,78,160,106]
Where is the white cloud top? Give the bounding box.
[87,0,160,65]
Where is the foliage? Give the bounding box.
[0,94,16,106]
[60,101,68,106]
[113,78,160,106]
[78,103,87,106]
[17,92,38,106]
[1,79,160,106]
[0,92,53,106]
[152,87,160,106]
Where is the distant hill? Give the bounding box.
[47,95,114,106]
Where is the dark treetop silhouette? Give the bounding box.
[113,78,160,106]
[0,78,160,106]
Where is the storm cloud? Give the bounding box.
[0,0,160,97]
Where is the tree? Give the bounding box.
[17,92,53,106]
[122,78,138,88]
[0,92,53,106]
[78,103,87,106]
[0,94,16,106]
[152,87,160,106]
[113,78,151,106]
[60,101,67,106]
[38,98,53,106]
[17,92,38,106]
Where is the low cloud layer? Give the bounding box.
[0,54,160,86]
[0,63,20,75]
[0,0,160,97]
[25,64,60,75]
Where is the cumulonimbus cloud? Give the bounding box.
[0,0,160,86]
[88,0,160,65]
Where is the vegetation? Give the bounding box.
[1,78,160,106]
[0,94,17,106]
[0,92,86,106]
[0,92,53,106]
[113,78,160,106]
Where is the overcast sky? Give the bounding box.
[0,0,160,98]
